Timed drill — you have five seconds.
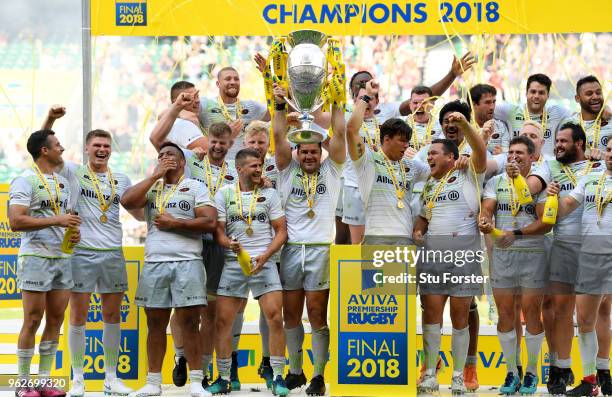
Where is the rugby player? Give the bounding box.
[480,136,551,394]
[199,67,269,159]
[271,83,345,396]
[336,53,475,244]
[545,138,612,396]
[150,81,208,154]
[152,92,239,388]
[42,106,144,397]
[414,107,487,394]
[494,73,572,157]
[526,122,600,394]
[9,129,79,397]
[469,84,511,154]
[406,86,443,151]
[121,142,217,397]
[346,79,429,245]
[208,148,288,396]
[242,121,281,388]
[563,76,611,159]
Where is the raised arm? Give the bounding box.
[149,91,198,151]
[272,84,293,171]
[347,80,378,161]
[430,53,476,99]
[450,112,487,173]
[41,105,66,130]
[328,103,346,164]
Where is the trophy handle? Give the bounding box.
[284,96,299,112]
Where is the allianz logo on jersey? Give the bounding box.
[148,200,191,211]
[291,184,326,197]
[40,199,69,209]
[428,190,460,203]
[375,175,411,190]
[81,188,120,204]
[497,203,535,214]
[229,213,268,223]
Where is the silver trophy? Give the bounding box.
[281,30,328,144]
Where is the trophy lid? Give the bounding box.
[287,30,327,47]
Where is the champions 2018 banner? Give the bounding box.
[92,0,610,37]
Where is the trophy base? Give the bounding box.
[287,126,327,144]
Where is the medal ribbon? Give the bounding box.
[361,118,381,151]
[155,175,184,215]
[204,157,227,197]
[32,163,61,215]
[380,151,407,203]
[300,171,318,211]
[87,165,116,215]
[595,173,612,223]
[424,168,456,212]
[524,106,548,136]
[580,116,602,152]
[561,161,593,186]
[234,182,259,230]
[506,176,521,217]
[217,96,242,122]
[409,115,435,150]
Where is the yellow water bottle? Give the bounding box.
[542,194,558,225]
[60,211,78,254]
[232,236,252,276]
[513,175,533,205]
[490,228,504,238]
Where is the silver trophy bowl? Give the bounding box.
[283,30,329,144]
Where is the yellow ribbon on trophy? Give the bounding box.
[263,38,288,154]
[321,38,346,113]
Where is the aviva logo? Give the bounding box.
[361,269,383,291]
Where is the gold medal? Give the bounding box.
[397,200,404,209]
[425,207,432,221]
[246,227,254,237]
[307,209,315,218]
[100,214,108,223]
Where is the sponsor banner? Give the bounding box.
[330,245,417,396]
[60,247,144,391]
[92,0,611,37]
[0,183,22,307]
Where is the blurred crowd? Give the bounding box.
[0,33,610,244]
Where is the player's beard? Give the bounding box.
[580,99,602,116]
[556,145,578,164]
[224,86,239,99]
